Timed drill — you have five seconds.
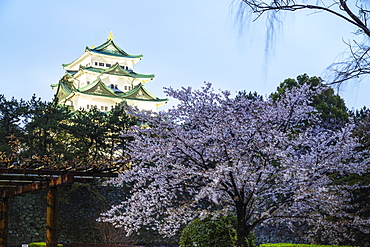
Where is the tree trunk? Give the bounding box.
[0,198,8,247]
[236,201,249,247]
[46,187,59,247]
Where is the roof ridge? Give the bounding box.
[89,39,143,58]
[123,83,160,100]
[78,77,117,97]
[103,62,131,76]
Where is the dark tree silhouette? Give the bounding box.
[238,0,370,84]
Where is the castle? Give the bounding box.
[52,32,167,111]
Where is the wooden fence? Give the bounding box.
[8,244,142,247]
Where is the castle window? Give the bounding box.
[101,106,104,111]
[87,104,90,110]
[87,81,90,85]
[115,84,118,89]
[105,106,108,111]
[106,63,111,67]
[94,62,98,66]
[124,86,127,90]
[99,62,104,66]
[120,66,126,70]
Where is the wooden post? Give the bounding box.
[0,198,8,247]
[46,187,58,247]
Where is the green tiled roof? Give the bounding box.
[65,70,78,76]
[87,39,143,59]
[80,63,155,79]
[78,77,117,97]
[120,83,168,102]
[62,39,143,69]
[54,78,167,103]
[53,80,74,102]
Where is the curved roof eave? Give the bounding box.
[123,83,162,100]
[62,50,91,70]
[104,62,155,79]
[120,83,168,102]
[90,39,143,59]
[77,77,119,98]
[62,90,168,103]
[76,91,124,100]
[122,97,169,103]
[88,49,143,59]
[78,64,155,79]
[57,90,75,105]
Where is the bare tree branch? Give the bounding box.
[239,0,370,84]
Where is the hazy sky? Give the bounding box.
[1,0,369,110]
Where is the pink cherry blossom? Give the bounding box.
[100,83,369,246]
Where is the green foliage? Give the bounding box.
[353,107,370,149]
[179,215,255,247]
[270,74,348,127]
[29,242,63,247]
[64,103,136,161]
[0,95,137,170]
[259,244,359,247]
[236,91,263,101]
[0,94,28,154]
[22,97,72,161]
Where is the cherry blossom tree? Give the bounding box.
[100,83,368,246]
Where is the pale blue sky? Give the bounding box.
[0,0,369,110]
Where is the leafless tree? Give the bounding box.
[238,0,370,84]
[95,221,138,245]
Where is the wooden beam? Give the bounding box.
[0,168,61,175]
[0,168,119,247]
[0,168,118,178]
[2,173,74,198]
[46,187,58,247]
[48,174,74,187]
[0,182,31,186]
[0,175,43,181]
[0,198,8,247]
[0,178,95,189]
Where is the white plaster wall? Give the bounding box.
[74,73,87,88]
[100,75,137,92]
[73,94,121,111]
[66,53,91,70]
[126,100,158,112]
[85,73,99,85]
[69,94,159,112]
[91,55,138,69]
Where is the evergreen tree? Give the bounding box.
[0,95,28,154]
[22,97,72,163]
[271,74,348,128]
[0,95,137,171]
